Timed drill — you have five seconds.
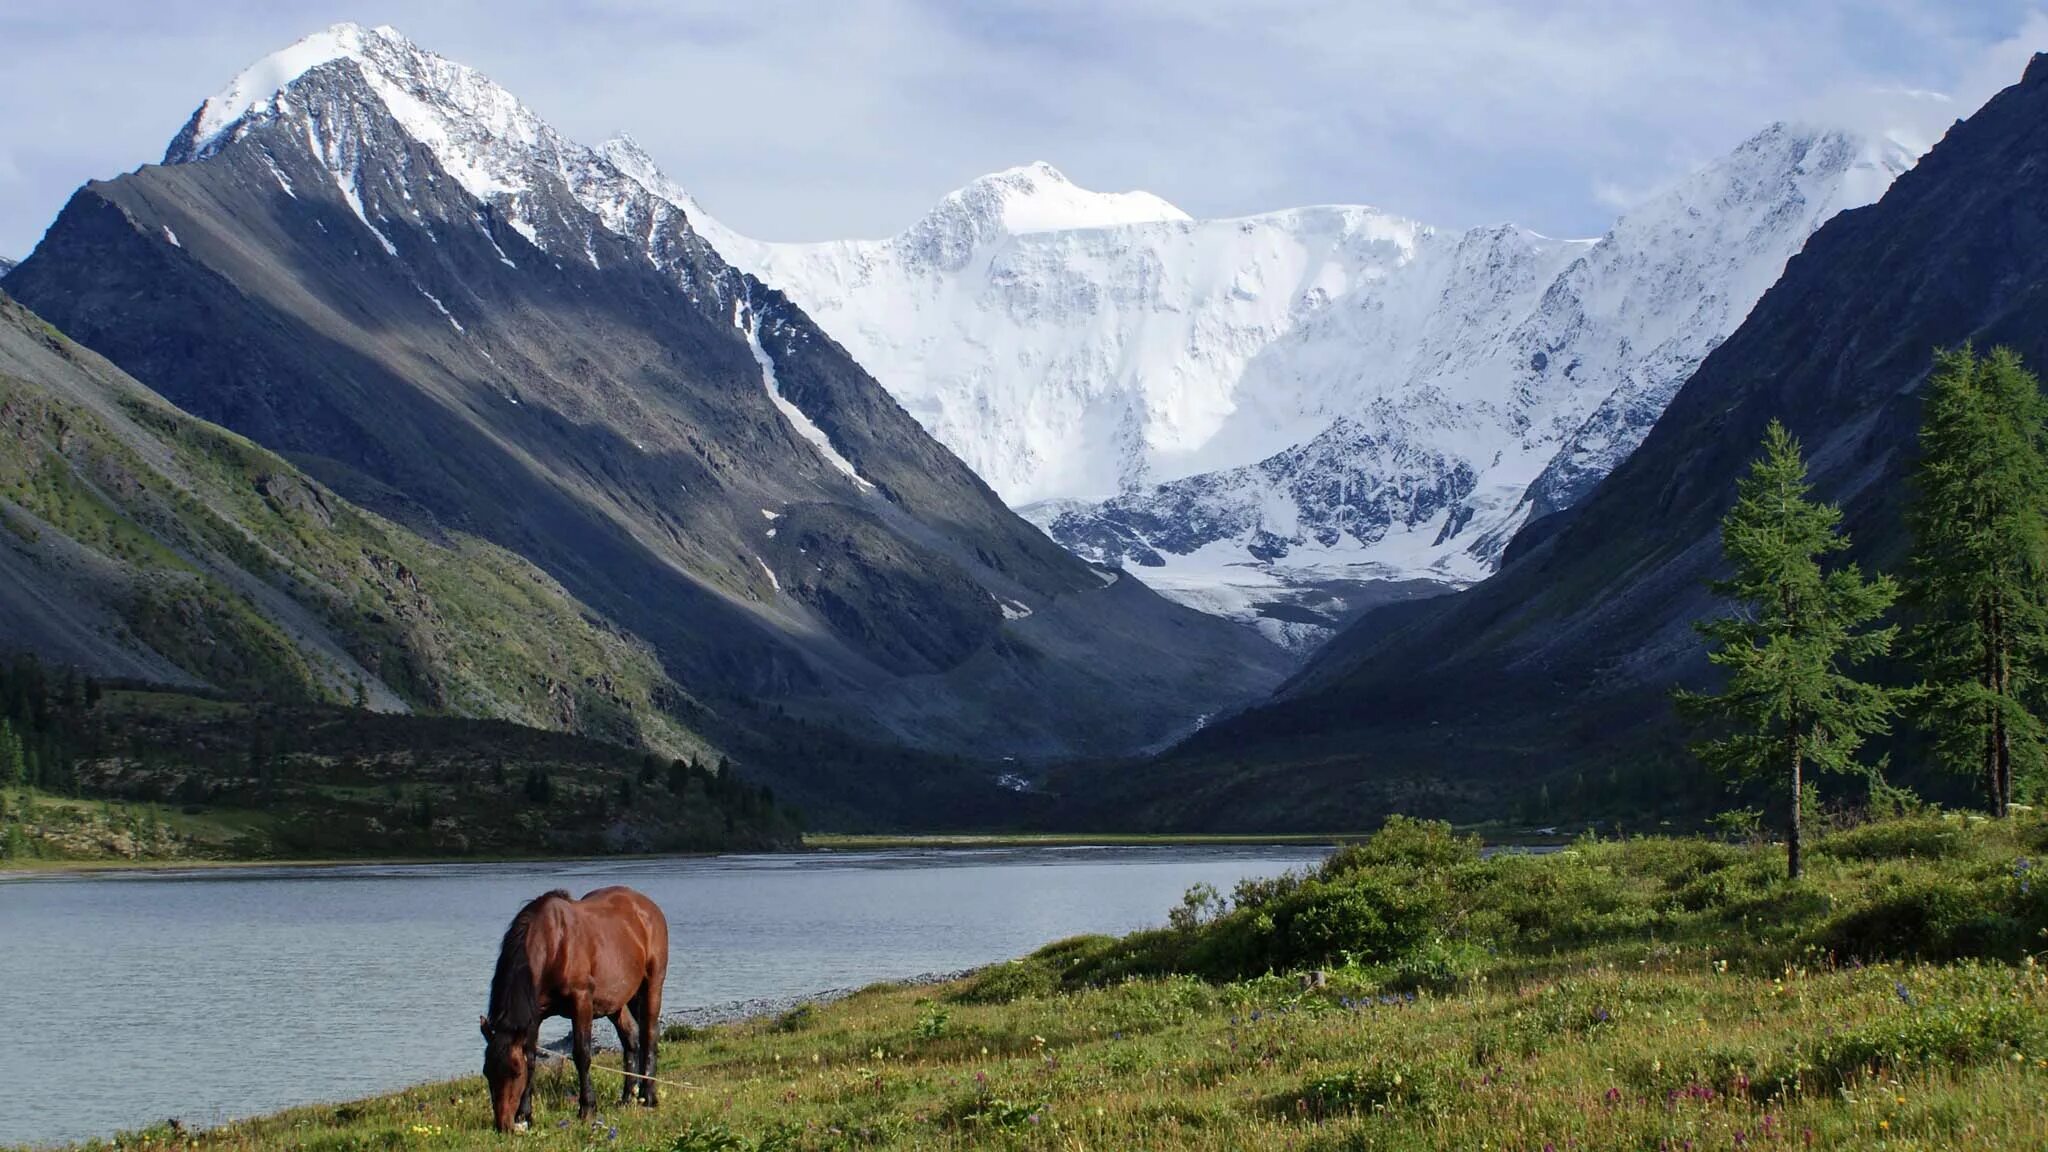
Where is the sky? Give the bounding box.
[3,1,2047,260]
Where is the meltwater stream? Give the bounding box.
[0,845,1326,1145]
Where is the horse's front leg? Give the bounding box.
[514,1039,537,1129]
[572,1003,596,1121]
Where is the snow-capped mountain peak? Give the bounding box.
[672,119,1921,647]
[167,22,557,208]
[930,161,1190,237]
[173,22,385,155]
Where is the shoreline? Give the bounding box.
[0,833,1366,879]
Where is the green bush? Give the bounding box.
[1321,816,1479,878]
[770,1002,821,1032]
[1816,817,1969,862]
[1280,1057,1449,1120]
[952,959,1058,1005]
[1283,873,1441,968]
[1821,869,2015,961]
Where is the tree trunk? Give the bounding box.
[1993,601,2012,818]
[1983,600,2007,817]
[1787,729,1803,882]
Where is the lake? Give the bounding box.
[0,845,1327,1146]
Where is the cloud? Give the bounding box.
[1,1,2046,260]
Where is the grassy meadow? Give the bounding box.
[40,811,2048,1152]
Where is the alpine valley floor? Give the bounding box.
[36,813,2048,1152]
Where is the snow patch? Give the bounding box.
[331,165,397,256]
[735,297,873,491]
[419,289,463,332]
[160,226,181,248]
[755,557,780,593]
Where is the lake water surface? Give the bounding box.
[0,845,1326,1145]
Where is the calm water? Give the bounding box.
[0,845,1325,1146]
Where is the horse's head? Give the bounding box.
[480,1016,531,1133]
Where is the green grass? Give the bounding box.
[36,812,2048,1151]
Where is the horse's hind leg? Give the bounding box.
[609,1010,638,1107]
[572,1001,596,1121]
[638,980,663,1107]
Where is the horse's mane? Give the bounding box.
[488,889,570,1034]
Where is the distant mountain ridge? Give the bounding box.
[5,24,1287,794]
[1069,54,2048,830]
[675,127,1916,644]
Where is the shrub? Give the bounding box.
[951,959,1057,1005]
[1463,850,1647,949]
[1815,817,1969,862]
[1284,873,1440,968]
[1321,816,1479,878]
[1820,869,2016,961]
[1231,869,1304,913]
[1383,937,1485,994]
[1168,881,1228,931]
[770,1002,821,1032]
[1280,1057,1449,1120]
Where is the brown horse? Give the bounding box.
[480,887,669,1133]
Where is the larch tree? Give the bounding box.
[1905,346,2048,816]
[1679,421,1902,879]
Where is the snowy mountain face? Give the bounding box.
[10,23,1290,773]
[680,129,1916,646]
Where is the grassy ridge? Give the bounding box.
[44,813,2048,1151]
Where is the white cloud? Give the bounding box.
[1,1,2046,260]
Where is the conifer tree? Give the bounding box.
[0,720,21,789]
[1905,346,2048,816]
[1679,422,1902,879]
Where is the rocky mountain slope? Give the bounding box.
[1070,54,2048,830]
[4,24,1287,775]
[685,130,1914,645]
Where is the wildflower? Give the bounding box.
[1894,982,1913,1005]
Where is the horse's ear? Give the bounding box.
[479,1015,492,1039]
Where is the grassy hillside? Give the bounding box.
[43,813,2048,1150]
[0,290,712,758]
